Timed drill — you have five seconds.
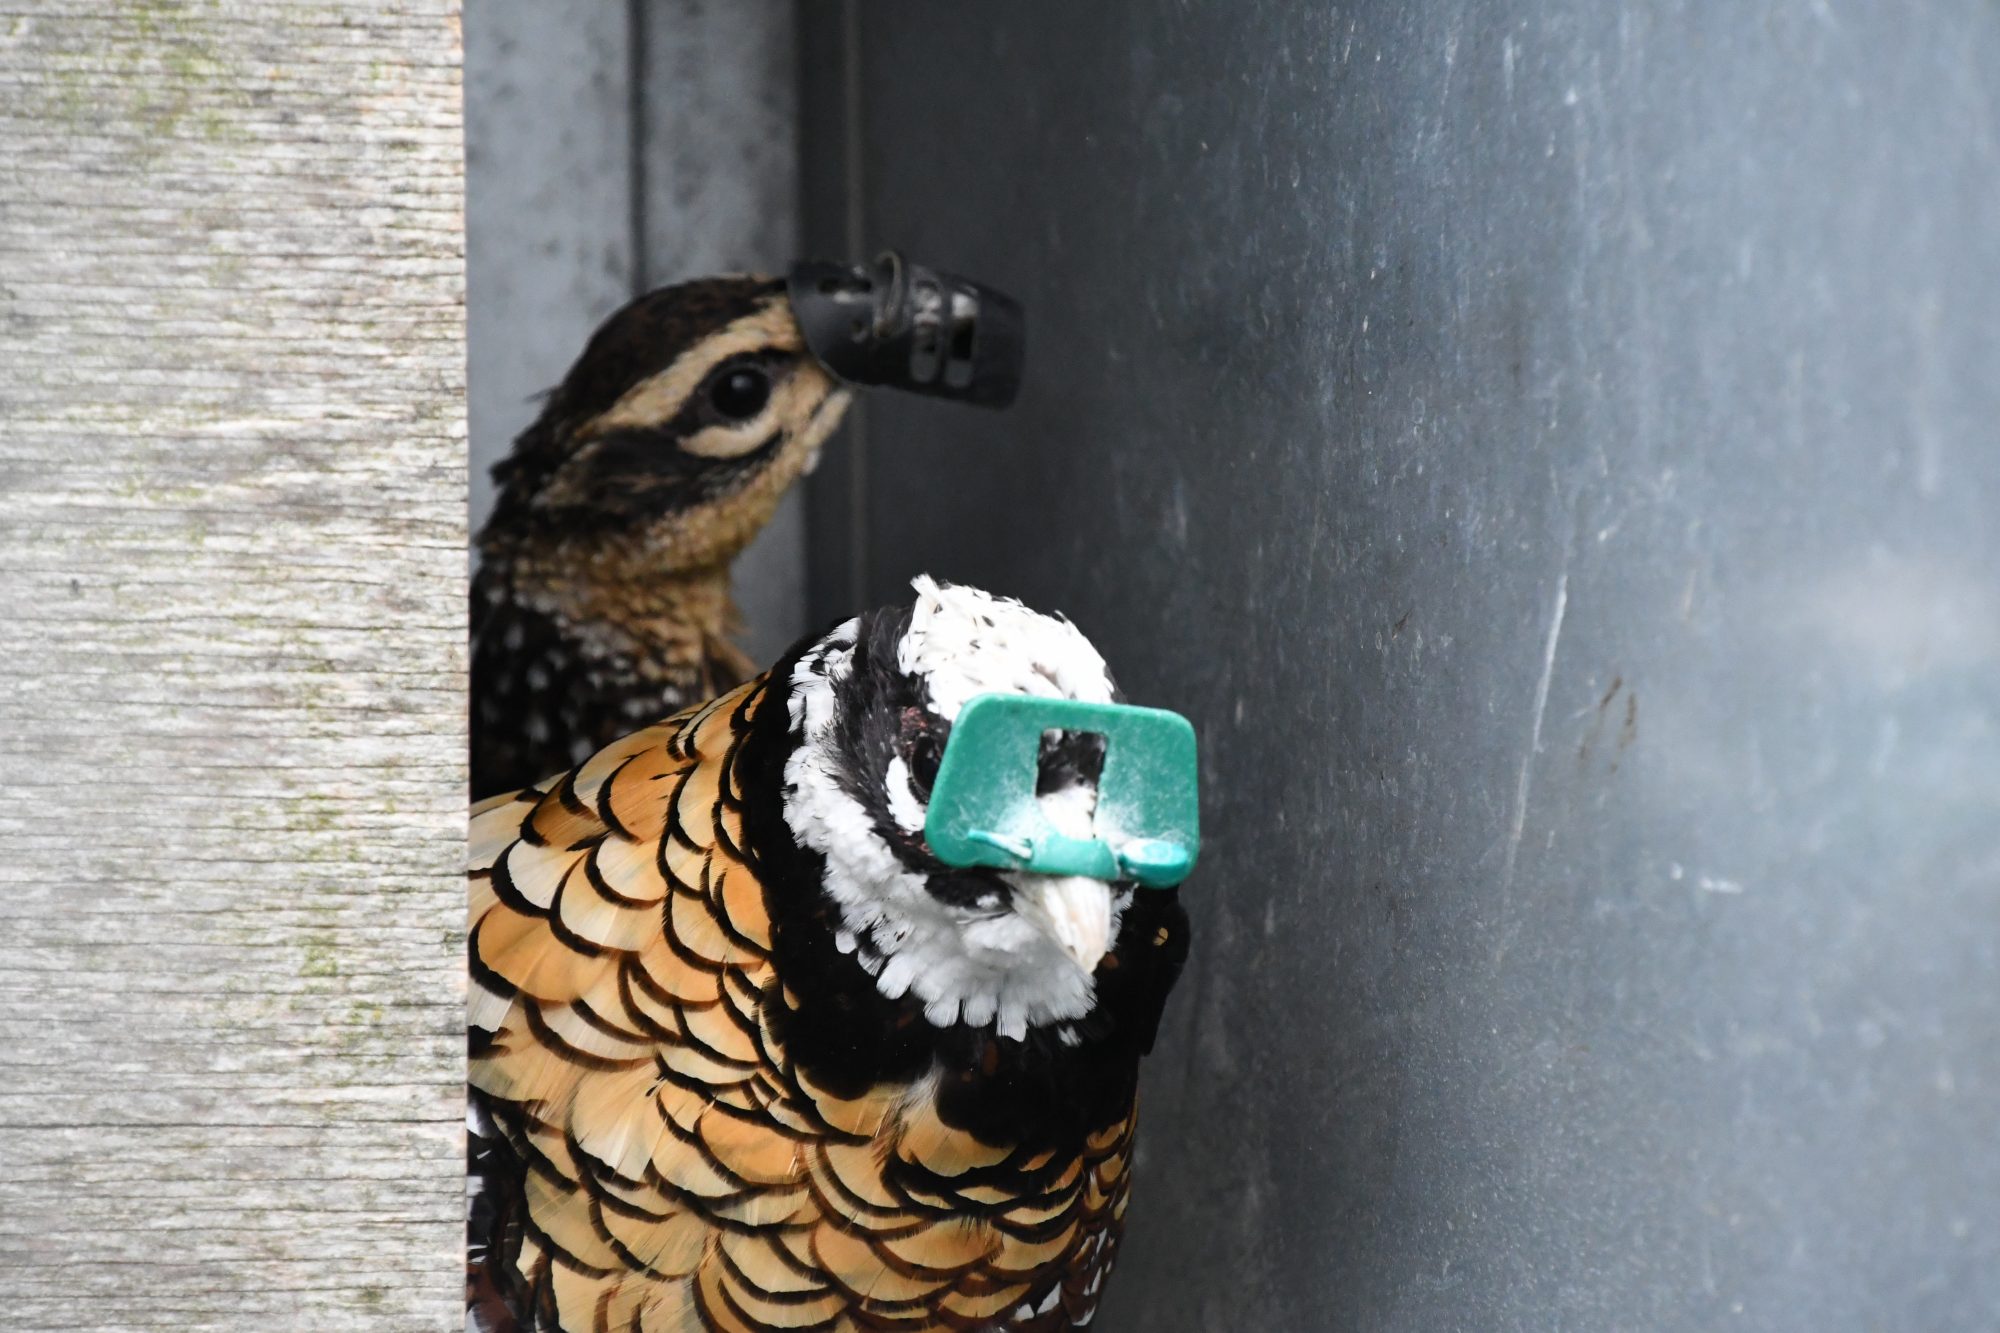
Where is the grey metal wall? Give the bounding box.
[465,0,806,662]
[801,4,2000,1329]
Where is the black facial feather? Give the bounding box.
[572,423,786,514]
[827,604,931,852]
[822,606,1023,914]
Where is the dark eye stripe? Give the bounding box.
[655,349,792,441]
[923,869,1013,912]
[581,428,785,504]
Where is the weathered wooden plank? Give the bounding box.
[0,2,465,1328]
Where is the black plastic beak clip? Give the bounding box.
[787,252,1025,409]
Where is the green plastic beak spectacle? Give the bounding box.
[924,693,1200,889]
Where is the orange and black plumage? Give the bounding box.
[468,579,1190,1331]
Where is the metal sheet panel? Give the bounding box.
[806,4,2000,1327]
[464,0,637,540]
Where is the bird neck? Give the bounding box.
[483,542,752,683]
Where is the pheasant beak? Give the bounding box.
[1016,875,1115,975]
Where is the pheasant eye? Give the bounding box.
[896,706,945,795]
[907,733,942,796]
[708,364,771,420]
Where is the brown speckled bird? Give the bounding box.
[471,257,1023,800]
[472,276,848,801]
[467,578,1189,1331]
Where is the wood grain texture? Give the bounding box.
[0,3,466,1328]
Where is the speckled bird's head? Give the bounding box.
[479,276,850,577]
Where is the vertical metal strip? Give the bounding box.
[626,0,652,295]
[840,0,869,608]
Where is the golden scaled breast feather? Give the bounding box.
[468,677,1134,1332]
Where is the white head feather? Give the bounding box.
[781,578,1131,1040]
[896,574,1117,721]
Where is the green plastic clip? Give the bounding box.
[924,693,1200,889]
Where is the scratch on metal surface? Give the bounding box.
[1502,568,1568,893]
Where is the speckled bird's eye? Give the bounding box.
[708,364,771,420]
